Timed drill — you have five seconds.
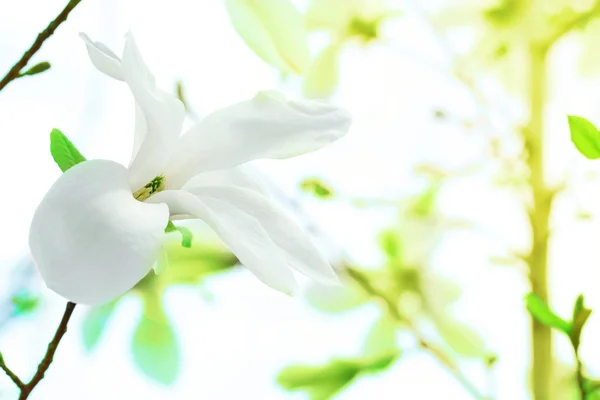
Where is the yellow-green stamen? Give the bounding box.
[133,175,165,201]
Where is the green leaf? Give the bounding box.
[364,315,397,356]
[277,353,398,400]
[132,294,180,385]
[162,239,238,285]
[570,294,592,351]
[50,129,86,172]
[525,293,571,334]
[82,300,118,351]
[568,115,600,159]
[11,292,39,316]
[378,230,402,261]
[165,222,193,248]
[20,61,51,77]
[300,177,335,199]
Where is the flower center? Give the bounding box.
[133,175,165,201]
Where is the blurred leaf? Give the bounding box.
[300,177,335,199]
[277,352,398,400]
[225,0,310,75]
[436,317,486,357]
[11,292,39,316]
[364,314,397,356]
[50,128,86,172]
[82,300,119,351]
[485,354,498,368]
[525,293,571,334]
[378,230,402,261]
[570,294,592,351]
[163,238,238,285]
[408,184,438,218]
[20,61,51,77]
[305,282,370,314]
[132,293,181,385]
[484,0,526,27]
[303,44,341,99]
[568,115,600,159]
[165,221,193,248]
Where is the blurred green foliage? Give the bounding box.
[279,179,488,398]
[11,292,39,316]
[81,235,238,384]
[300,177,335,199]
[278,351,399,400]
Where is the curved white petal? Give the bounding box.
[121,33,185,190]
[29,160,169,305]
[165,91,351,188]
[187,186,340,285]
[181,165,268,195]
[146,190,298,294]
[79,33,124,81]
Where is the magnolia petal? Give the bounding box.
[187,186,340,285]
[165,91,351,188]
[29,160,169,305]
[121,33,185,190]
[80,33,124,80]
[226,0,310,74]
[181,165,268,195]
[303,44,341,99]
[146,190,298,295]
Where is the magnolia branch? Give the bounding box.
[345,267,490,400]
[0,0,83,92]
[0,302,76,399]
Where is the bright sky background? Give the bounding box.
[3,0,600,399]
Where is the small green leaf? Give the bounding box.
[50,129,86,172]
[165,222,193,248]
[82,300,118,351]
[485,354,498,368]
[11,292,39,316]
[573,294,585,322]
[570,294,592,351]
[525,293,571,334]
[568,115,600,159]
[364,314,397,356]
[277,353,398,400]
[378,230,402,260]
[132,294,180,385]
[300,178,335,199]
[20,61,51,77]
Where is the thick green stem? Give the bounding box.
[526,43,554,400]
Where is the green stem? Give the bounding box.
[526,42,554,400]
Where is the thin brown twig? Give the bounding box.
[0,0,83,92]
[0,358,24,389]
[18,302,76,400]
[0,302,76,399]
[345,267,490,400]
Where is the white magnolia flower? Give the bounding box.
[29,32,351,306]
